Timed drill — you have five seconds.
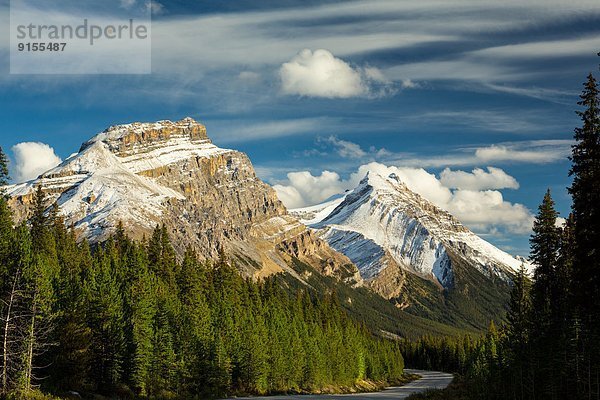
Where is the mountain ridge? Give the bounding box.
[4,118,361,285]
[292,171,529,326]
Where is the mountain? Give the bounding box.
[292,172,529,329]
[4,118,360,284]
[3,118,526,333]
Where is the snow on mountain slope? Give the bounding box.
[5,120,217,236]
[290,196,346,226]
[292,172,529,291]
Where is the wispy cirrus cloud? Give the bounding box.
[2,0,597,87]
[296,135,572,168]
[390,140,573,168]
[470,35,600,59]
[407,110,544,133]
[207,117,333,144]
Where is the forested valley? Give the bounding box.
[0,182,404,399]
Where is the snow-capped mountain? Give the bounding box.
[292,172,529,299]
[4,118,360,284]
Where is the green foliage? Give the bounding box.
[0,146,9,189]
[569,71,600,397]
[0,210,405,399]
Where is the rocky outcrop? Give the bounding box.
[4,118,362,285]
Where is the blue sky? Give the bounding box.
[0,0,599,255]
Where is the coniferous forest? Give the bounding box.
[0,182,404,399]
[403,63,600,400]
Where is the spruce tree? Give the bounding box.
[85,250,126,392]
[569,73,600,323]
[552,214,576,397]
[530,189,560,317]
[529,189,561,397]
[569,71,600,399]
[0,147,9,189]
[504,265,532,400]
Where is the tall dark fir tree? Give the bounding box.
[570,72,600,318]
[530,189,560,318]
[569,70,600,398]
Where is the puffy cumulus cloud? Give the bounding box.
[276,162,533,235]
[439,167,519,190]
[447,190,533,234]
[273,170,346,209]
[279,49,393,98]
[11,142,62,183]
[280,49,365,98]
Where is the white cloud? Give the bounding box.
[446,189,533,234]
[408,110,541,133]
[209,117,329,143]
[11,142,62,183]
[439,167,519,190]
[401,79,419,89]
[321,136,367,158]
[276,161,533,234]
[481,83,577,104]
[470,35,600,59]
[2,0,597,103]
[280,49,368,98]
[273,170,346,208]
[387,140,573,168]
[475,142,571,163]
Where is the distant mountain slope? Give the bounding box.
[292,172,530,329]
[4,118,360,284]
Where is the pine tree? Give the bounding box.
[569,71,600,399]
[504,265,532,400]
[0,147,9,189]
[530,189,560,315]
[569,73,600,322]
[85,250,126,392]
[529,190,561,398]
[552,214,576,397]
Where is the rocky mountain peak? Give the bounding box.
[293,170,528,296]
[82,117,209,156]
[359,171,404,192]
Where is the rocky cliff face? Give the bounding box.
[5,118,360,284]
[292,172,527,301]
